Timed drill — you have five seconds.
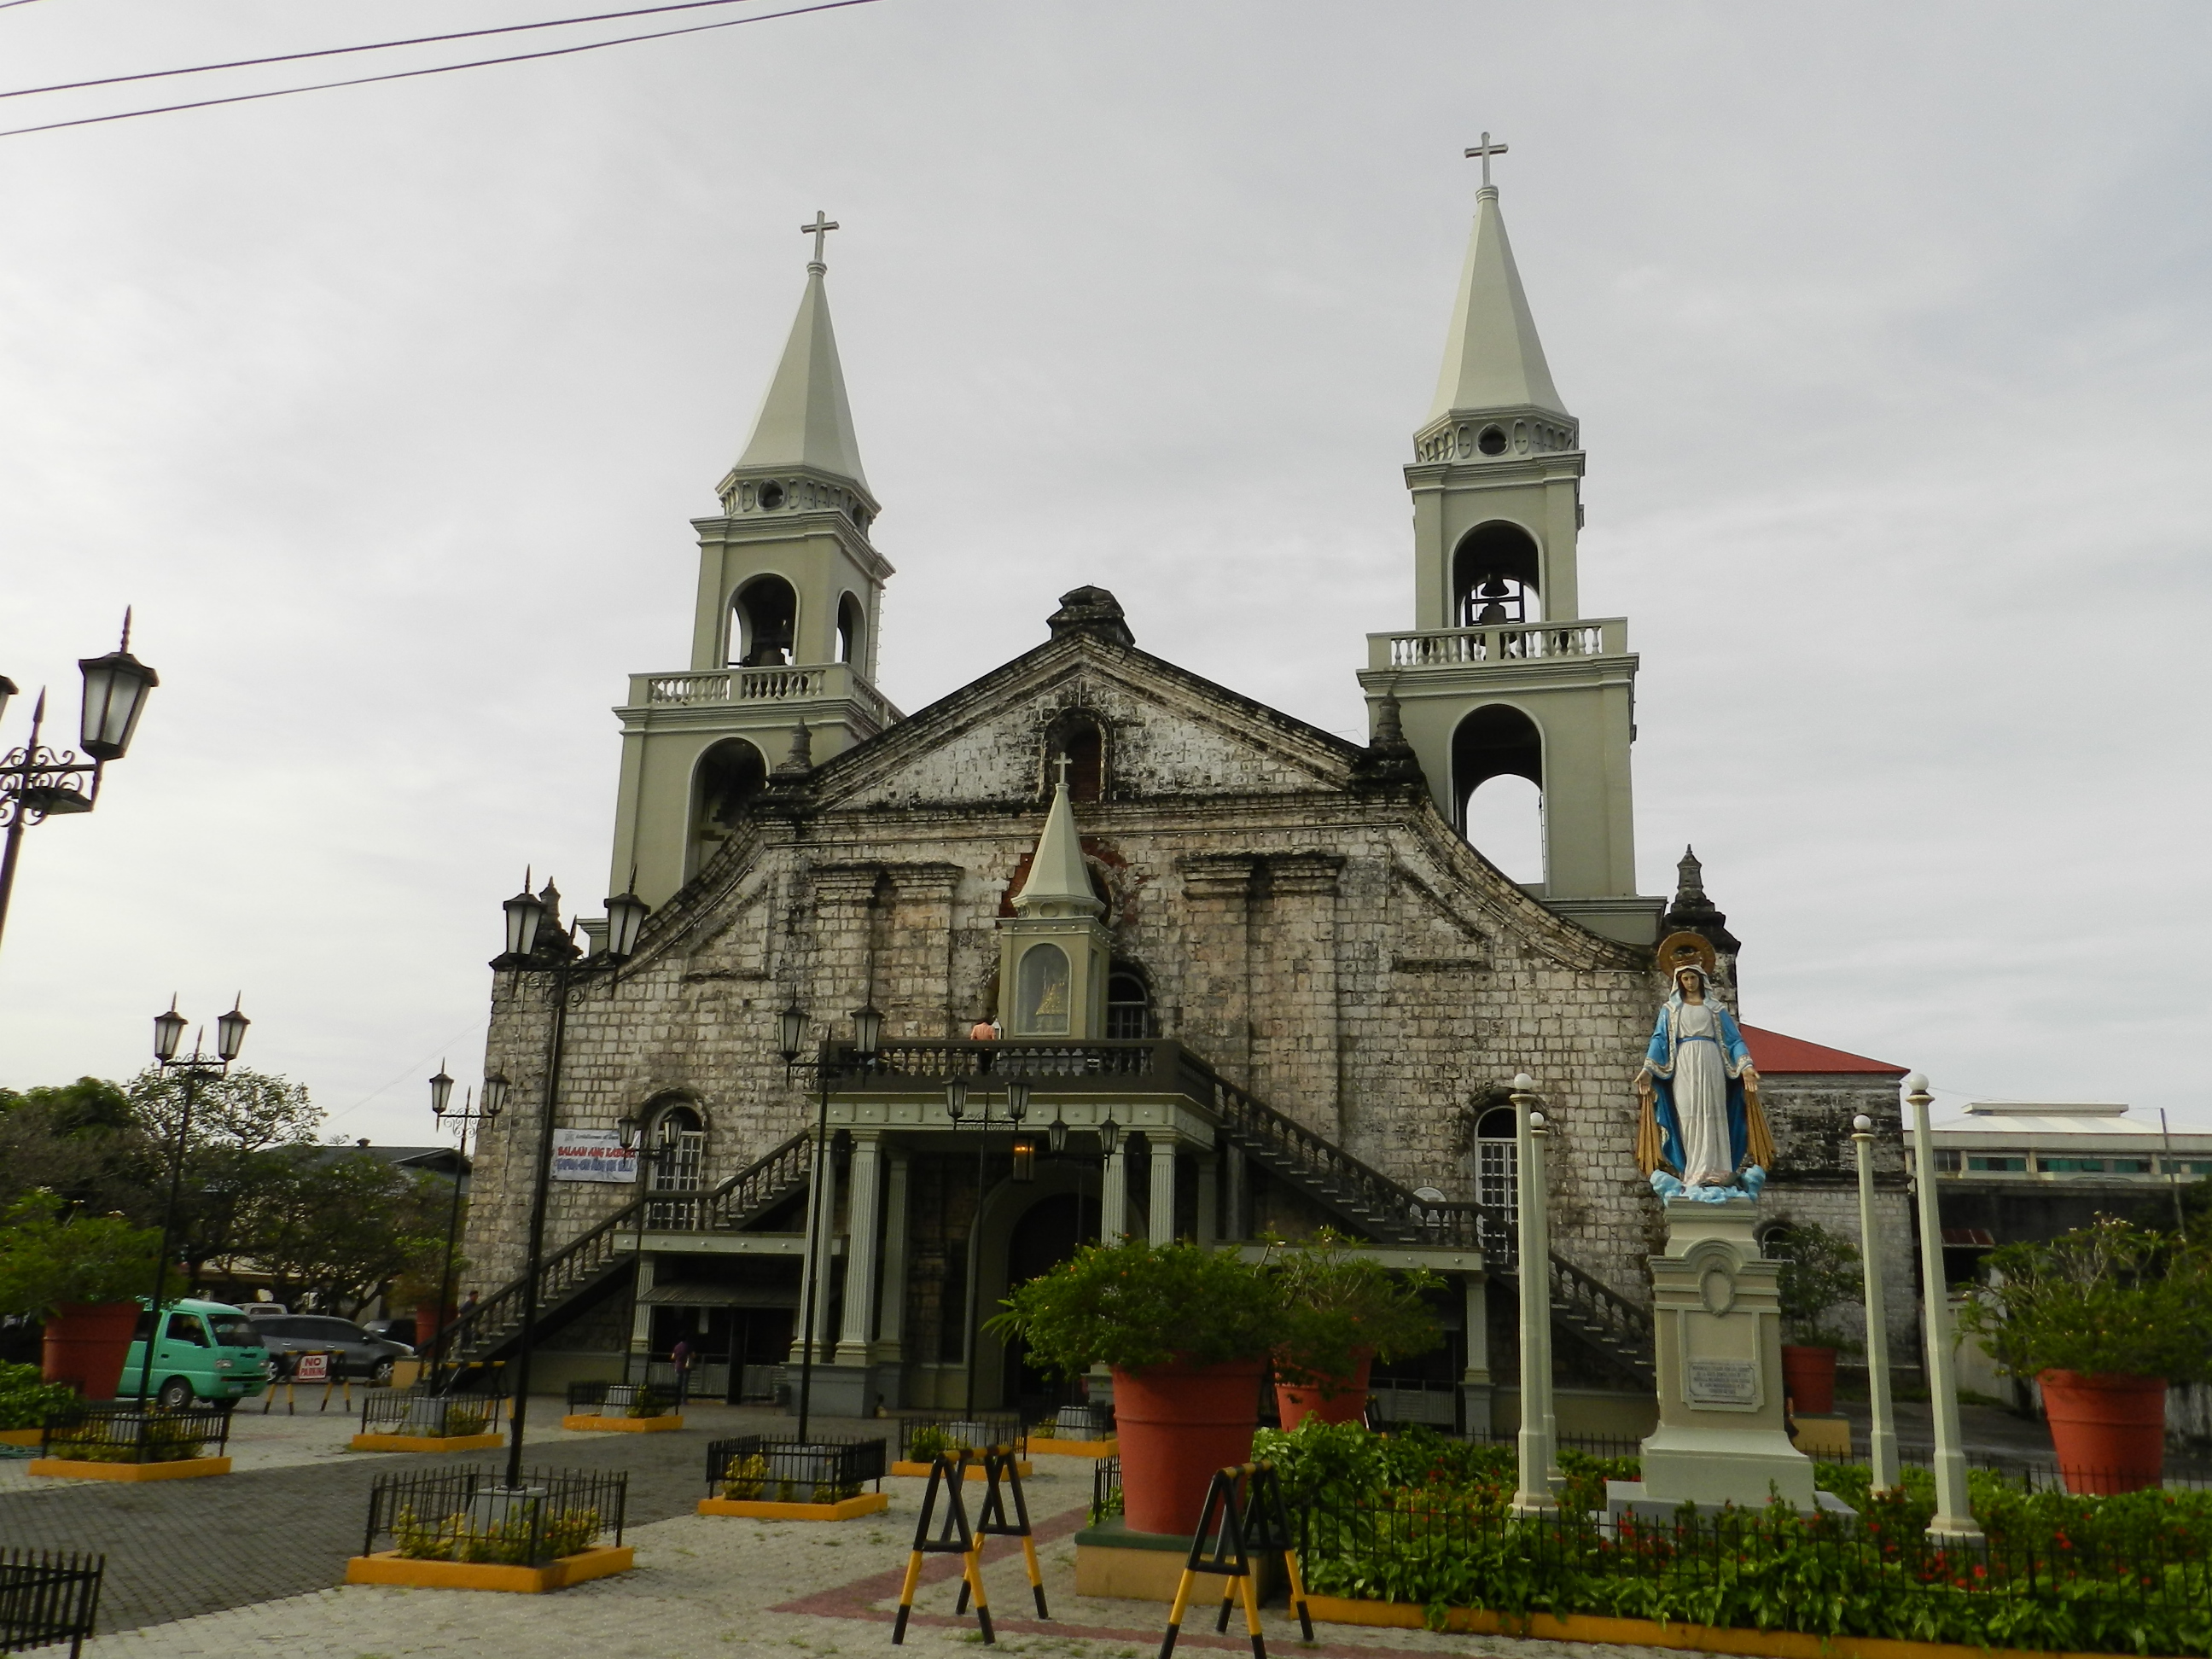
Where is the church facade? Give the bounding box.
[455,173,1917,1430]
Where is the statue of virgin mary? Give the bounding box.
[1635,933,1776,1202]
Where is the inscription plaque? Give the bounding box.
[1685,1359,1759,1406]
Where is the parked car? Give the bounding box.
[364,1316,417,1348]
[122,1299,271,1409]
[252,1314,413,1383]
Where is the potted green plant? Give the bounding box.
[988,1238,1279,1535]
[1958,1218,2212,1493]
[1771,1220,1861,1417]
[1264,1231,1442,1429]
[0,1193,171,1402]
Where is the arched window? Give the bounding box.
[1475,1106,1517,1231]
[1016,943,1071,1035]
[1045,712,1106,802]
[690,738,769,876]
[730,575,798,667]
[1452,705,1543,880]
[836,593,864,667]
[1759,1223,1797,1262]
[1105,971,1151,1040]
[643,1102,707,1227]
[1452,521,1541,626]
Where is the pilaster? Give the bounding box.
[837,1133,884,1365]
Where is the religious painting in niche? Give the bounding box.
[1016,943,1071,1035]
[730,574,797,667]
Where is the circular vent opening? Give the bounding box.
[759,481,786,510]
[1476,426,1508,456]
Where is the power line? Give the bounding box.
[2,0,777,102]
[0,0,882,140]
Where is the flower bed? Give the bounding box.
[361,1465,626,1568]
[41,1404,230,1464]
[1267,1423,2212,1656]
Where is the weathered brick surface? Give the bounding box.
[465,635,1837,1324]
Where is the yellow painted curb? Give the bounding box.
[350,1433,506,1453]
[0,1429,44,1447]
[560,1414,684,1433]
[28,1456,231,1481]
[696,1492,890,1522]
[1029,1437,1118,1458]
[1301,1596,2190,1659]
[344,1545,634,1593]
[890,1460,1033,1480]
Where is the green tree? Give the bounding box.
[0,1079,161,1222]
[247,1149,450,1317]
[126,1066,320,1153]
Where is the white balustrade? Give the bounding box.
[1381,618,1626,670]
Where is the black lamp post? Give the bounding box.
[426,1064,504,1388]
[0,615,159,956]
[138,996,248,1405]
[490,873,652,1491]
[779,1000,882,1446]
[947,1074,1029,1417]
[614,1111,682,1388]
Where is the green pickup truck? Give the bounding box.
[122,1300,271,1408]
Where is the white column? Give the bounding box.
[1147,1135,1178,1245]
[1530,1109,1560,1489]
[876,1151,909,1364]
[1509,1074,1555,1516]
[791,1134,841,1365]
[1101,1141,1130,1241]
[630,1248,655,1372]
[1853,1117,1901,1494]
[1460,1272,1493,1437]
[1909,1073,1982,1540]
[836,1134,883,1365]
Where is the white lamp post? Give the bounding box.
[1509,1073,1556,1516]
[1906,1072,1982,1541]
[1852,1113,1902,1493]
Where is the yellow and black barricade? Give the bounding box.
[892,1449,992,1645]
[952,1442,1047,1620]
[1157,1462,1313,1659]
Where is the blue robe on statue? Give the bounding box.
[1638,985,1773,1201]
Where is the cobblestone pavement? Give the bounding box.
[77,1477,1667,1659]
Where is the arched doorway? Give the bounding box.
[998,1190,1086,1415]
[1452,705,1543,880]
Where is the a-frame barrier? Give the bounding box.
[955,1443,1048,1619]
[893,1443,1048,1644]
[1157,1463,1313,1659]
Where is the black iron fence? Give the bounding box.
[705,1435,887,1503]
[39,1405,231,1464]
[894,1412,1026,1463]
[1091,1455,1122,1524]
[0,1551,103,1659]
[358,1390,506,1440]
[566,1380,678,1417]
[1295,1486,2212,1656]
[361,1466,626,1567]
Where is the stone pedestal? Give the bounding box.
[1611,1199,1838,1517]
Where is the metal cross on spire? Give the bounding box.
[800,210,840,269]
[1053,752,1073,793]
[1464,132,1510,187]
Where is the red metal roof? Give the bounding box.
[1739,1023,1908,1076]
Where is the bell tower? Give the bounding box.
[1358,142,1661,946]
[608,213,900,909]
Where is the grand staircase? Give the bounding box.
[433,1046,1653,1387]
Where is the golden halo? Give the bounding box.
[1656,931,1718,980]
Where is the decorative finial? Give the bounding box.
[776,719,814,775]
[1903,1072,1930,1098]
[1464,131,1509,189]
[119,606,133,652]
[800,210,840,272]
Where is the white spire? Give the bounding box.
[732,248,870,492]
[1014,760,1102,917]
[1424,183,1568,424]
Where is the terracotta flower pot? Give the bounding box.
[1779,1345,1838,1417]
[2040,1370,2167,1495]
[1110,1358,1265,1536]
[1274,1348,1374,1432]
[43,1302,142,1401]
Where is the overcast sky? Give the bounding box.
[1,1,2205,1148]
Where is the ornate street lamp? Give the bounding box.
[425,1064,500,1386]
[0,614,160,955]
[137,997,247,1404]
[614,1110,684,1388]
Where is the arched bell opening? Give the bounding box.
[1452,705,1544,882]
[1452,521,1542,626]
[836,592,864,667]
[729,574,798,667]
[689,737,769,877]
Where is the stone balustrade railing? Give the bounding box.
[1370,617,1628,672]
[625,664,903,730]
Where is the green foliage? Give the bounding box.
[624,1385,672,1419]
[393,1504,601,1564]
[0,1191,171,1317]
[1253,1419,1630,1516]
[0,1080,159,1224]
[905,1423,948,1461]
[1771,1220,1862,1346]
[1263,1231,1443,1388]
[0,1362,84,1430]
[247,1149,451,1318]
[125,1067,321,1153]
[1959,1218,2212,1382]
[985,1238,1279,1374]
[49,1413,207,1464]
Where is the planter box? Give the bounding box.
[0,1429,43,1447]
[28,1456,232,1482]
[696,1493,888,1522]
[560,1414,684,1433]
[1074,1518,1280,1604]
[891,1459,1032,1480]
[1787,1413,1851,1458]
[1028,1437,1117,1458]
[344,1545,634,1593]
[1300,1594,2192,1659]
[350,1432,506,1454]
